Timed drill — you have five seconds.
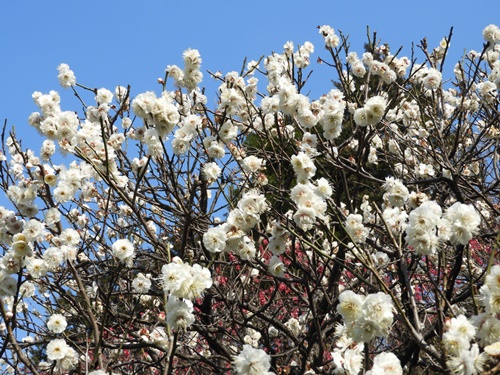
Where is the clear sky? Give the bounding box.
[0,0,499,150]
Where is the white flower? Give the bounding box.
[351,316,380,343]
[366,352,402,375]
[22,336,34,343]
[291,152,316,181]
[244,328,262,348]
[483,24,500,44]
[115,85,128,102]
[95,88,113,105]
[0,277,17,296]
[372,251,390,267]
[162,261,190,294]
[11,240,32,257]
[53,183,74,203]
[233,345,272,375]
[406,228,439,255]
[242,156,265,173]
[22,219,46,242]
[363,292,394,327]
[183,48,202,67]
[314,177,333,199]
[19,281,35,298]
[132,91,156,118]
[166,65,184,84]
[59,228,80,246]
[446,315,476,342]
[417,163,435,177]
[364,96,387,124]
[47,314,68,334]
[337,291,364,322]
[382,207,408,234]
[161,259,212,300]
[383,177,409,207]
[227,208,258,232]
[57,63,76,88]
[447,343,487,375]
[88,371,108,375]
[219,121,238,142]
[148,326,170,350]
[229,236,257,260]
[112,238,135,265]
[46,339,70,360]
[293,206,317,231]
[172,138,190,155]
[55,345,78,370]
[443,331,470,356]
[166,295,195,331]
[203,226,227,253]
[132,273,152,294]
[268,256,285,277]
[345,214,369,243]
[484,341,500,356]
[207,142,225,159]
[474,314,500,345]
[285,317,303,337]
[44,207,61,226]
[485,265,500,291]
[43,247,65,270]
[238,190,268,216]
[407,201,442,231]
[202,162,222,183]
[332,346,364,375]
[354,107,370,127]
[444,202,481,245]
[26,258,48,279]
[319,25,340,48]
[423,68,442,90]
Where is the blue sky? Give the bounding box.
[1,0,499,150]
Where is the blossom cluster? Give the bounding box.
[337,291,394,343]
[203,189,268,260]
[233,345,274,375]
[404,200,481,255]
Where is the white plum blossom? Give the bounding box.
[423,68,442,90]
[202,162,222,184]
[444,202,481,245]
[365,352,402,375]
[291,152,317,182]
[166,294,195,331]
[364,95,387,124]
[203,226,227,253]
[338,291,394,343]
[132,273,152,294]
[447,343,488,375]
[46,339,70,361]
[319,25,340,48]
[383,177,409,207]
[57,64,76,88]
[161,257,212,300]
[483,24,500,44]
[268,255,286,277]
[112,238,135,266]
[337,291,365,322]
[47,314,68,334]
[345,214,369,243]
[242,155,265,173]
[233,345,273,375]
